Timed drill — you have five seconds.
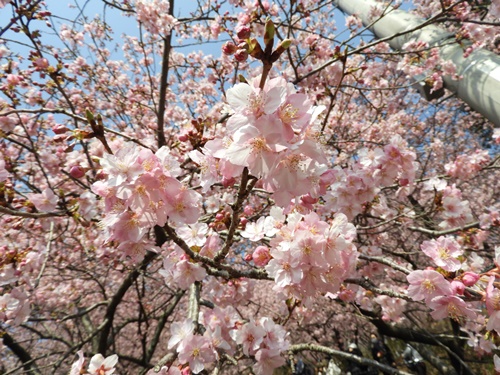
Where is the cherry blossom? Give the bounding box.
[421,236,463,272]
[406,270,453,302]
[87,354,118,375]
[28,188,59,212]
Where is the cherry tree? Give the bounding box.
[0,0,499,374]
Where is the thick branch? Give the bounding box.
[156,0,175,149]
[97,250,159,355]
[0,206,67,218]
[2,331,42,375]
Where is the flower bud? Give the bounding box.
[451,280,465,295]
[222,41,237,55]
[236,25,251,40]
[52,124,69,134]
[234,49,248,62]
[239,217,248,226]
[69,165,85,179]
[53,134,67,143]
[461,271,480,286]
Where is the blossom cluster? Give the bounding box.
[263,211,358,304]
[167,307,289,375]
[439,184,474,229]
[92,144,201,259]
[322,135,417,220]
[135,0,177,36]
[444,149,490,180]
[201,76,329,207]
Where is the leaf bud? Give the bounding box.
[264,18,275,48]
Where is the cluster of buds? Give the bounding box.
[209,210,232,231]
[222,19,291,65]
[178,118,209,148]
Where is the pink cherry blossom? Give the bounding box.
[230,321,266,356]
[254,348,285,375]
[486,277,500,334]
[252,246,271,266]
[87,354,118,375]
[28,188,59,212]
[429,295,477,321]
[407,270,453,302]
[69,350,85,375]
[168,319,195,349]
[177,222,209,247]
[177,334,215,374]
[226,77,285,121]
[421,236,463,272]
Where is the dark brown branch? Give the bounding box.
[156,0,175,149]
[2,331,43,375]
[97,250,159,355]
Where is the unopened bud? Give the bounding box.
[237,41,249,50]
[451,280,465,295]
[236,25,251,40]
[222,41,237,55]
[234,49,248,62]
[462,271,480,287]
[69,165,85,179]
[52,124,69,134]
[53,134,67,143]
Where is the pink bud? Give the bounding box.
[462,271,480,287]
[222,41,237,55]
[52,124,69,134]
[240,217,248,226]
[178,134,188,142]
[53,134,67,143]
[215,213,225,221]
[244,253,252,261]
[451,280,465,295]
[300,194,317,204]
[222,176,236,187]
[399,178,409,186]
[69,165,85,179]
[236,25,251,40]
[234,49,248,62]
